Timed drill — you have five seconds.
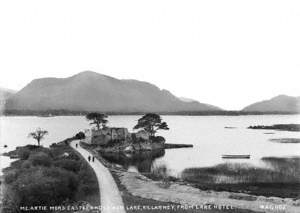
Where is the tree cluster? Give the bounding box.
[86,112,169,137]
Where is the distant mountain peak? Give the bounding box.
[243,95,300,112]
[78,70,97,75]
[271,94,299,100]
[71,71,115,79]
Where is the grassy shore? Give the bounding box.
[181,158,300,199]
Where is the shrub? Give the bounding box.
[54,159,81,173]
[19,149,30,160]
[75,132,85,140]
[21,160,32,169]
[28,152,52,167]
[12,167,78,207]
[23,144,40,150]
[150,136,165,143]
[49,144,80,161]
[9,160,23,169]
[4,170,18,184]
[76,162,98,197]
[67,152,81,161]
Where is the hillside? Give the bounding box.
[0,87,15,101]
[5,71,221,113]
[242,95,300,113]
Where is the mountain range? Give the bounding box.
[2,71,300,114]
[4,71,221,113]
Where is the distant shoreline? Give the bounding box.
[1,110,299,117]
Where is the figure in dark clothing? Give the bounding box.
[76,143,78,148]
[92,156,95,162]
[88,156,91,162]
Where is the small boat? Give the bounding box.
[222,154,250,159]
[38,114,54,117]
[224,126,237,129]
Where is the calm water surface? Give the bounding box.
[1,115,300,176]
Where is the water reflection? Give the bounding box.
[100,149,165,173]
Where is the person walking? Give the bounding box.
[88,156,91,162]
[76,143,78,148]
[92,156,95,162]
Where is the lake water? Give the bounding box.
[1,115,300,177]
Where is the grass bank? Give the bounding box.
[181,158,300,199]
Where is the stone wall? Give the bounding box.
[83,127,155,150]
[91,127,130,145]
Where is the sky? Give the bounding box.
[0,0,299,110]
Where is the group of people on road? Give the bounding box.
[75,143,95,162]
[88,155,95,162]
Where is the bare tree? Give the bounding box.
[28,128,48,146]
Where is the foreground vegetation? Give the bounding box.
[2,142,99,213]
[181,157,300,199]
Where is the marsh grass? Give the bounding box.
[182,163,299,184]
[181,157,300,198]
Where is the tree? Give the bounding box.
[75,131,85,140]
[85,112,108,130]
[134,113,169,137]
[28,128,48,146]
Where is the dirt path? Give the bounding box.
[70,141,126,213]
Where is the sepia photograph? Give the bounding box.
[0,1,300,213]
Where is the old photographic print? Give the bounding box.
[0,1,300,213]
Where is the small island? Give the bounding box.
[269,138,300,144]
[248,124,300,132]
[81,113,193,153]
